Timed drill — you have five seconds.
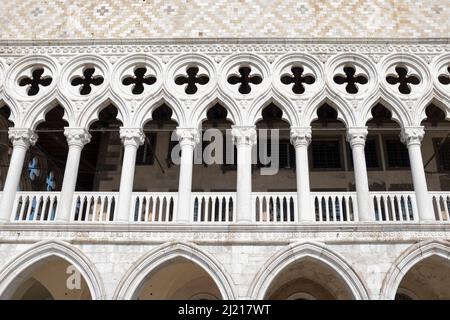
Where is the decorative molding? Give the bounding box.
[346,127,368,147]
[64,128,91,148]
[119,128,145,147]
[290,127,312,148]
[8,128,37,148]
[400,126,425,147]
[176,127,200,148]
[231,126,257,146]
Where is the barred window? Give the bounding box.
[384,139,410,168]
[311,140,341,169]
[257,139,295,169]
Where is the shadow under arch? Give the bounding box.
[190,92,240,127]
[247,241,369,300]
[0,240,105,300]
[249,94,296,126]
[380,240,450,300]
[113,241,236,300]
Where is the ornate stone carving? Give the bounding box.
[8,128,37,148]
[400,126,425,146]
[290,127,312,148]
[346,127,368,147]
[119,128,145,147]
[64,128,91,148]
[176,128,200,148]
[231,126,257,146]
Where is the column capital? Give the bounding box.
[346,127,368,147]
[64,127,91,148]
[176,127,200,148]
[290,127,312,148]
[8,128,37,148]
[120,127,145,147]
[400,126,425,147]
[231,125,257,146]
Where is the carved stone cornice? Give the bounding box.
[119,128,145,148]
[64,128,91,148]
[400,126,425,147]
[231,126,257,147]
[346,127,368,147]
[176,128,200,148]
[8,128,37,148]
[290,127,312,148]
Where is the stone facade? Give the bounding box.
[0,0,448,39]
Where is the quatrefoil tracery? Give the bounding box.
[18,68,52,96]
[438,66,450,86]
[227,66,262,94]
[281,66,315,94]
[122,67,157,95]
[333,66,368,94]
[386,65,420,95]
[71,67,104,95]
[175,66,209,94]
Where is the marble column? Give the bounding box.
[400,126,435,221]
[56,128,91,222]
[0,128,37,222]
[232,126,257,223]
[117,128,145,222]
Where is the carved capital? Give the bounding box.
[346,127,368,147]
[400,126,425,147]
[290,127,312,148]
[231,126,257,146]
[119,128,145,147]
[176,128,200,148]
[64,128,91,148]
[8,128,37,149]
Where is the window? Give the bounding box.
[136,132,156,165]
[434,138,450,171]
[347,137,381,169]
[384,138,410,168]
[256,139,295,169]
[311,139,341,169]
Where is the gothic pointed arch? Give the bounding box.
[248,241,369,300]
[77,90,127,128]
[0,240,105,300]
[380,240,450,300]
[302,89,356,127]
[113,241,236,300]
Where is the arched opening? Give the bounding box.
[0,105,13,190]
[133,104,179,192]
[395,255,450,299]
[365,104,415,221]
[421,104,450,220]
[130,105,180,222]
[309,104,360,221]
[252,103,295,222]
[190,104,235,222]
[21,106,69,192]
[263,257,355,300]
[365,103,412,192]
[132,257,221,300]
[5,256,92,300]
[310,104,348,191]
[77,104,123,192]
